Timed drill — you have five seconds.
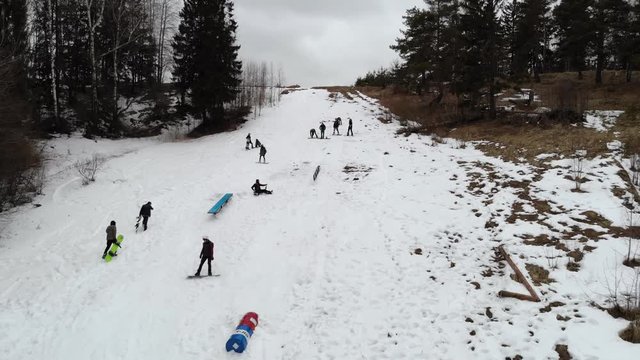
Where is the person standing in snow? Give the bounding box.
[137,201,153,231]
[259,144,267,163]
[319,122,326,139]
[194,236,214,276]
[332,117,342,135]
[347,118,353,136]
[102,220,119,259]
[246,133,253,150]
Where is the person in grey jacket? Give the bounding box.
[102,220,119,259]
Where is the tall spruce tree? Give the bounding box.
[172,0,242,125]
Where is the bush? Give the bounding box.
[74,154,104,185]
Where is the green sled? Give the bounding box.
[105,234,124,263]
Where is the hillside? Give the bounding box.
[0,89,638,359]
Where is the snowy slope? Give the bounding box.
[1,90,638,359]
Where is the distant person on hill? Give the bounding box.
[319,123,326,139]
[137,201,153,231]
[254,138,262,148]
[251,179,272,195]
[259,144,267,163]
[333,117,342,135]
[347,118,353,136]
[194,236,214,277]
[102,220,119,259]
[246,133,253,150]
[310,128,318,138]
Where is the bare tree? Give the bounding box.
[45,0,59,125]
[83,0,105,131]
[104,0,144,128]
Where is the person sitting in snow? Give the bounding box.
[251,179,272,195]
[245,133,253,150]
[319,122,326,139]
[310,128,318,138]
[137,201,153,231]
[194,236,214,277]
[102,220,119,259]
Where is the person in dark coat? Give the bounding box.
[138,201,153,231]
[347,118,353,136]
[246,133,253,150]
[332,117,341,135]
[310,128,318,138]
[251,179,272,195]
[259,145,267,163]
[319,123,326,139]
[102,220,119,259]
[195,236,214,276]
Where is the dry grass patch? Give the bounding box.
[451,122,614,162]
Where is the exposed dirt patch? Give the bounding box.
[619,320,640,344]
[555,344,572,360]
[525,263,554,285]
[540,301,565,313]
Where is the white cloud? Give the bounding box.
[232,0,425,86]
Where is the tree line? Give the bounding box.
[1,0,283,211]
[356,0,640,119]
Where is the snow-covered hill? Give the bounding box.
[0,90,637,359]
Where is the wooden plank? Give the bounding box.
[497,245,541,302]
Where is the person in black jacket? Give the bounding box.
[195,236,214,276]
[347,118,353,136]
[319,123,326,139]
[137,201,153,231]
[102,220,119,259]
[333,117,342,135]
[258,145,267,163]
[251,179,272,195]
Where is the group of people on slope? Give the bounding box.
[310,117,353,139]
[101,202,216,277]
[102,201,154,259]
[246,133,267,163]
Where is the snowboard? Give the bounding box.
[186,274,221,279]
[253,190,273,195]
[105,234,124,262]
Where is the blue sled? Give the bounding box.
[208,193,233,215]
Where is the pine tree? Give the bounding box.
[553,0,592,79]
[512,0,551,81]
[590,0,630,84]
[172,0,242,126]
[456,0,502,119]
[390,1,460,96]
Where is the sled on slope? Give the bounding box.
[208,193,233,215]
[105,235,124,262]
[186,274,221,279]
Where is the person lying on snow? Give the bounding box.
[251,179,272,195]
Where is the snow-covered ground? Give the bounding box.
[1,90,638,359]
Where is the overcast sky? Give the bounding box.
[233,0,425,87]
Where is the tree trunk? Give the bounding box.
[626,62,632,83]
[46,0,59,128]
[84,0,105,133]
